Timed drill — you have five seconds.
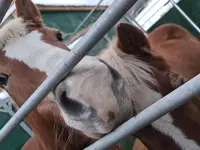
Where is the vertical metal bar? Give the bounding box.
[170,0,200,33]
[71,0,105,36]
[125,16,147,36]
[136,0,161,22]
[0,0,12,24]
[104,34,111,42]
[1,103,33,137]
[140,1,168,27]
[84,74,200,150]
[0,0,139,143]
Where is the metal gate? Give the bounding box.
[0,0,200,149]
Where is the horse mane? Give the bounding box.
[0,17,27,49]
[99,38,158,102]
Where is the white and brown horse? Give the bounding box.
[0,0,122,149]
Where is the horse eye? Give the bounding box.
[56,32,63,41]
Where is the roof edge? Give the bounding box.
[38,5,108,11]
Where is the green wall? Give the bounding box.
[41,11,103,34]
[0,112,30,150]
[41,0,200,57]
[41,10,129,56]
[41,11,107,56]
[148,0,200,39]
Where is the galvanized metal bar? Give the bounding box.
[125,16,147,36]
[84,74,200,150]
[0,0,12,24]
[71,0,105,36]
[140,0,168,27]
[170,0,200,33]
[136,0,160,22]
[0,0,139,143]
[1,103,34,137]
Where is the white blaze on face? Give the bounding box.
[67,57,117,110]
[54,56,124,136]
[2,30,68,75]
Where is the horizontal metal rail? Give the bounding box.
[85,74,200,150]
[170,0,200,33]
[0,0,139,143]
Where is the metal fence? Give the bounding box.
[0,0,200,149]
[0,0,12,24]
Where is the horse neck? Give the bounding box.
[135,99,200,150]
[133,69,200,150]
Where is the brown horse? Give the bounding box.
[133,139,148,150]
[148,23,200,81]
[0,0,122,149]
[138,23,200,150]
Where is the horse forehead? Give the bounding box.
[3,30,68,74]
[71,57,109,74]
[65,58,114,95]
[68,61,112,87]
[65,62,117,113]
[4,31,54,58]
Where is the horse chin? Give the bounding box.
[58,108,114,139]
[83,132,104,139]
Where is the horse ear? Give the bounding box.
[15,0,43,27]
[117,23,152,57]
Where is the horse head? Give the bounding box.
[54,23,178,139]
[0,0,70,104]
[15,0,67,49]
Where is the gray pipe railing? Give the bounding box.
[85,74,200,150]
[0,0,12,24]
[0,0,139,143]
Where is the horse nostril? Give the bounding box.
[60,91,86,116]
